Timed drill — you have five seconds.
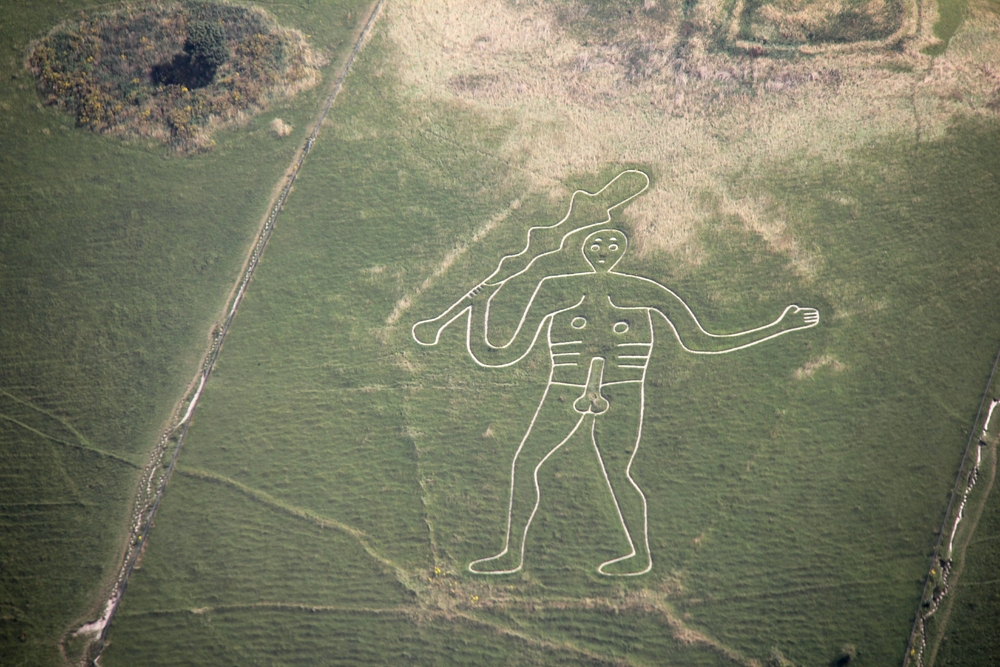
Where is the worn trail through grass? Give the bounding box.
[169,464,761,667]
[0,388,140,467]
[175,465,407,582]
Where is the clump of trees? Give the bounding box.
[27,1,321,152]
[186,21,229,71]
[153,20,230,88]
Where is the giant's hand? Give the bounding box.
[778,305,820,331]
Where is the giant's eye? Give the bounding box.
[608,244,618,251]
[590,244,600,252]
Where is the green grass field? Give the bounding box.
[925,0,972,54]
[3,0,1000,666]
[102,14,1000,667]
[0,0,371,664]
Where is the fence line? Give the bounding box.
[901,340,1000,667]
[81,2,386,663]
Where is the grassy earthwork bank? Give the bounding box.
[0,0,372,664]
[100,11,1000,667]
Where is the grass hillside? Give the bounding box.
[102,5,1000,666]
[0,1,371,665]
[3,0,1000,666]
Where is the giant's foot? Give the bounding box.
[597,552,651,576]
[468,549,523,574]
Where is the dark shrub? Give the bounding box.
[27,2,319,151]
[185,21,229,70]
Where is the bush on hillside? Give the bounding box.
[27,1,325,152]
[186,21,229,69]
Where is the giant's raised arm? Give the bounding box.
[610,275,818,354]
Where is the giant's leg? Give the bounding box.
[591,382,651,576]
[469,384,587,574]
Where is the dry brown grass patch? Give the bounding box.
[717,194,821,279]
[269,117,292,137]
[382,0,999,349]
[793,354,847,379]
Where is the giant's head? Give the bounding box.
[582,229,628,272]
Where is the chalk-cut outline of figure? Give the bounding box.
[412,175,819,576]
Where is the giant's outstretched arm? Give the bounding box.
[610,275,818,354]
[413,276,582,367]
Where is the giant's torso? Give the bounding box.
[547,293,652,385]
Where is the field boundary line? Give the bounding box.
[902,340,1000,667]
[120,602,416,618]
[0,413,139,468]
[925,439,997,667]
[175,465,409,582]
[70,1,388,664]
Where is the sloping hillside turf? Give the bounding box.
[0,1,373,664]
[101,18,1000,667]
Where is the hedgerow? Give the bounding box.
[27,1,324,152]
